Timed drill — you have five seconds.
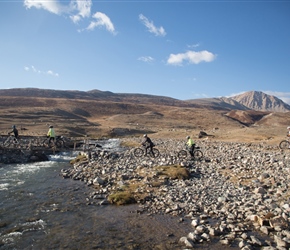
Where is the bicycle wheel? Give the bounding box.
[133,148,145,157]
[177,150,188,159]
[150,148,160,158]
[55,140,63,148]
[42,138,54,148]
[3,139,11,147]
[193,149,203,160]
[42,139,49,147]
[279,140,290,150]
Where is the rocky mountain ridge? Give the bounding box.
[231,91,290,112]
[187,91,290,112]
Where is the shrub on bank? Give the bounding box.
[108,191,136,205]
[69,154,87,164]
[155,165,190,180]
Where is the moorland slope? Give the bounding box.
[0,88,289,145]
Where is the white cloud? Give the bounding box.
[86,12,116,34]
[47,70,59,77]
[24,0,91,19]
[31,65,39,73]
[191,93,209,99]
[227,91,246,98]
[23,1,115,34]
[138,56,154,63]
[264,91,290,105]
[24,0,71,15]
[139,14,166,37]
[70,0,92,23]
[187,43,200,48]
[167,50,216,66]
[24,65,59,77]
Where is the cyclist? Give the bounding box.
[142,134,154,155]
[287,126,290,137]
[186,136,195,156]
[47,125,55,144]
[8,125,19,142]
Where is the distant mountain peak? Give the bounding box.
[230,91,290,112]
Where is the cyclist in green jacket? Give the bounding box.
[47,125,55,144]
[186,136,195,156]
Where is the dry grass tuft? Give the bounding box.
[108,191,136,205]
[155,164,190,180]
[69,154,87,164]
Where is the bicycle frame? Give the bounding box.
[3,135,19,147]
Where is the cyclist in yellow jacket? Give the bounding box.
[47,125,55,144]
[186,136,195,156]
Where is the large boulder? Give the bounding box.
[28,151,49,163]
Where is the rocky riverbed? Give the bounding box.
[61,138,290,249]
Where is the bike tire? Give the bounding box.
[193,149,203,160]
[3,136,19,148]
[133,148,145,158]
[55,140,63,148]
[150,148,160,158]
[3,140,11,147]
[42,139,49,148]
[42,139,54,148]
[279,140,290,150]
[177,150,187,159]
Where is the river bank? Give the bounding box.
[62,138,290,249]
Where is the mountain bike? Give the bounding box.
[42,136,66,148]
[177,146,203,160]
[3,135,19,148]
[133,145,160,158]
[279,138,290,150]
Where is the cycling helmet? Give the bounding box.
[186,136,190,139]
[143,134,147,137]
[12,125,16,128]
[49,125,53,128]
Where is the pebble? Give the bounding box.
[61,138,290,249]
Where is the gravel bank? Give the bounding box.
[61,138,290,249]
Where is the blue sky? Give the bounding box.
[1,0,290,104]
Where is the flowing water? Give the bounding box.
[0,139,235,250]
[0,140,195,250]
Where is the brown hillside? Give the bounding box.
[225,110,270,126]
[1,92,290,145]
